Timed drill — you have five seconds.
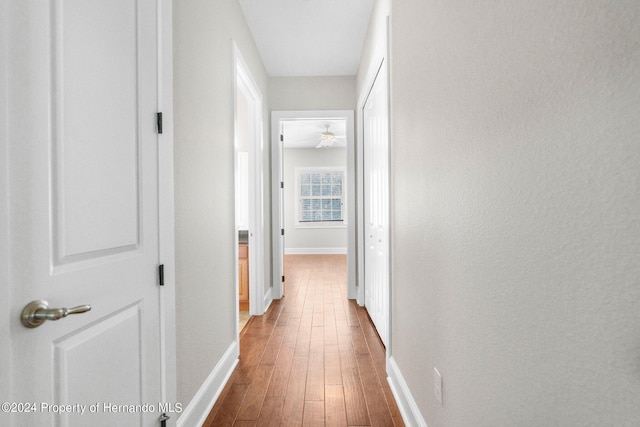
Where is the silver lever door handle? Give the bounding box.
[21,300,91,328]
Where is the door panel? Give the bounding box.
[53,0,140,262]
[9,1,162,426]
[363,60,389,346]
[53,305,143,426]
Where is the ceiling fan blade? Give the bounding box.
[316,139,336,148]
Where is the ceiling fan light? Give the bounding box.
[319,125,339,143]
[320,132,338,143]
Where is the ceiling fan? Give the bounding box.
[315,125,339,148]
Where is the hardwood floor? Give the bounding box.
[203,254,404,426]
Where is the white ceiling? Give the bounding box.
[238,0,375,76]
[282,119,347,148]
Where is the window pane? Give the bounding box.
[297,169,345,223]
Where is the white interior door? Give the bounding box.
[279,125,286,294]
[271,119,285,299]
[8,1,164,426]
[234,46,266,315]
[363,60,390,346]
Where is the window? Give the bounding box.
[296,167,346,227]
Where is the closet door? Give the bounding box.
[363,59,389,346]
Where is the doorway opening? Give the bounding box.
[233,42,265,336]
[271,111,356,300]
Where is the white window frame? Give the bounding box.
[295,166,347,229]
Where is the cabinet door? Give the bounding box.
[239,244,249,309]
[239,258,249,303]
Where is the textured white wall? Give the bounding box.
[283,148,347,251]
[173,0,269,408]
[269,76,356,111]
[391,1,640,425]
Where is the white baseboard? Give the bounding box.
[387,355,429,427]
[177,341,239,427]
[284,247,347,255]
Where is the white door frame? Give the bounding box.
[356,17,392,353]
[271,110,356,299]
[158,0,177,412]
[1,0,177,422]
[233,41,266,321]
[0,1,10,423]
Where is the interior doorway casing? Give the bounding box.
[0,0,10,419]
[233,42,266,326]
[271,110,356,299]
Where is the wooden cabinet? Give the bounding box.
[239,244,249,310]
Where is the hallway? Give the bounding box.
[204,255,403,426]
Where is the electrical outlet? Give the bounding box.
[434,367,443,406]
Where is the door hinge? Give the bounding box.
[282,275,285,282]
[281,229,284,236]
[157,112,163,134]
[280,181,284,189]
[158,264,165,286]
[280,134,283,142]
[160,412,170,427]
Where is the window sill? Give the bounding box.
[295,222,347,229]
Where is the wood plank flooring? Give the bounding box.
[203,254,404,427]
